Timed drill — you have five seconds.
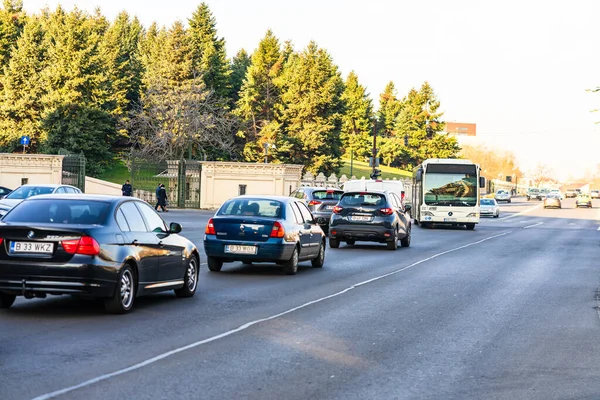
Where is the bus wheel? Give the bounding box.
[421,222,431,229]
[466,223,475,230]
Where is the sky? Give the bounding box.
[23,0,600,181]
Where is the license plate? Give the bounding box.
[351,215,372,222]
[444,218,457,222]
[10,241,54,254]
[325,205,334,210]
[225,245,257,255]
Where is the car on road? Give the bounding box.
[0,186,11,199]
[328,190,411,250]
[543,193,562,209]
[565,188,580,198]
[526,188,540,201]
[590,189,600,199]
[0,184,82,217]
[536,188,551,201]
[549,189,564,200]
[479,198,500,218]
[0,195,200,313]
[290,187,343,234]
[494,189,511,203]
[575,193,592,208]
[204,195,326,275]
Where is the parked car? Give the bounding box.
[575,193,592,208]
[0,186,12,199]
[290,187,343,234]
[479,198,500,218]
[0,195,199,313]
[526,188,540,201]
[590,189,600,199]
[0,184,82,217]
[565,188,580,198]
[543,193,562,209]
[328,190,411,250]
[204,195,326,275]
[494,189,511,203]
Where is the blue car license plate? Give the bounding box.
[225,245,257,255]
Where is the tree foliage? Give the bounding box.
[340,71,373,159]
[459,144,521,183]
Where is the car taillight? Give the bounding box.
[401,191,405,201]
[205,218,216,235]
[333,205,343,214]
[380,208,394,215]
[270,221,285,238]
[308,200,322,207]
[61,236,100,256]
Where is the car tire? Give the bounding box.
[420,222,431,229]
[400,225,411,248]
[346,239,355,246]
[329,238,340,249]
[311,242,325,268]
[387,229,398,250]
[466,223,475,230]
[207,256,223,272]
[508,199,511,203]
[494,213,499,218]
[0,292,16,309]
[175,255,199,298]
[283,247,299,275]
[104,264,136,314]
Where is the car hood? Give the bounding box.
[0,199,22,209]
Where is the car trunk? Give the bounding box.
[212,217,275,242]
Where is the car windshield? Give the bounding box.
[5,186,54,200]
[339,193,386,206]
[3,199,111,224]
[480,199,495,205]
[218,198,283,218]
[423,173,478,206]
[312,190,343,200]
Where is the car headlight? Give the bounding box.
[422,211,434,216]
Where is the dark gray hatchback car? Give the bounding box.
[328,190,411,250]
[290,187,343,234]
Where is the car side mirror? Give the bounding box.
[169,222,182,234]
[404,204,412,213]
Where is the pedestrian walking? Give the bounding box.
[156,184,168,212]
[155,183,162,210]
[121,180,132,196]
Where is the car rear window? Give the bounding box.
[5,186,54,199]
[218,199,283,218]
[3,199,111,225]
[312,190,343,200]
[480,199,495,205]
[339,193,386,207]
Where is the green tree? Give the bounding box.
[340,71,373,160]
[0,0,25,69]
[0,15,46,151]
[276,41,344,174]
[235,29,284,162]
[188,3,230,98]
[228,48,250,104]
[376,81,402,137]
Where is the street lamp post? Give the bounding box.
[264,143,276,163]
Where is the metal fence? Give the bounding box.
[59,149,86,192]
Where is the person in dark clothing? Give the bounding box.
[156,184,168,212]
[155,183,162,210]
[121,180,132,196]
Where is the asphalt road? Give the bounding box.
[1,197,600,399]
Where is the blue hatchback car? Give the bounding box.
[204,195,326,275]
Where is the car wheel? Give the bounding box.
[0,292,16,309]
[104,264,135,314]
[494,212,499,218]
[508,199,511,203]
[175,255,199,298]
[311,242,325,268]
[329,238,340,248]
[420,222,431,229]
[346,239,355,246]
[400,225,411,248]
[387,229,398,250]
[466,223,475,230]
[283,247,299,275]
[207,256,223,272]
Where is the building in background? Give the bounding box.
[444,122,476,137]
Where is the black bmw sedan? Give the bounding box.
[0,194,200,313]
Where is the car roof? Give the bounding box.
[17,184,76,188]
[25,194,140,204]
[229,195,299,203]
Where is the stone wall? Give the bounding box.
[85,176,122,195]
[0,154,64,189]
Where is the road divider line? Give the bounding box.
[502,204,542,220]
[524,222,544,229]
[31,230,513,400]
[597,226,600,231]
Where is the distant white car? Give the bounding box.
[494,189,511,203]
[0,184,82,217]
[480,198,500,218]
[549,189,563,200]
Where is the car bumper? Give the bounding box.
[480,209,497,216]
[0,262,118,297]
[204,237,296,262]
[329,224,407,243]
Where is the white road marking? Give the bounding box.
[502,204,542,220]
[597,226,600,231]
[31,231,513,400]
[524,222,544,229]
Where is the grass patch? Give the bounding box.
[339,158,411,180]
[98,159,166,192]
[98,159,130,184]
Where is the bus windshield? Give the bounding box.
[424,173,478,206]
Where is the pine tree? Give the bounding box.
[276,41,344,174]
[340,71,373,159]
[0,0,25,69]
[188,3,230,98]
[0,15,46,151]
[376,81,402,137]
[235,29,284,162]
[228,48,250,104]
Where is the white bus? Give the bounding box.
[411,158,485,230]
